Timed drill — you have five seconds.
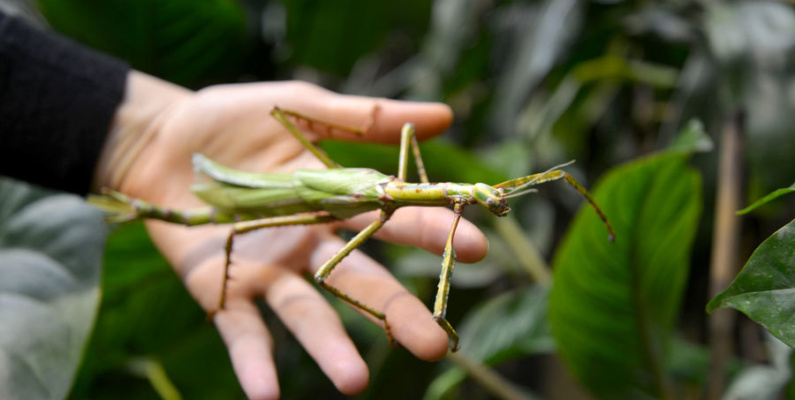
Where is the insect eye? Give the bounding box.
[473,183,509,214]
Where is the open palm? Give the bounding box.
[107,78,488,399]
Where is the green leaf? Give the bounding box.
[707,219,795,345]
[0,178,107,400]
[38,0,248,86]
[737,183,795,215]
[549,153,702,399]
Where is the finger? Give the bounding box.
[340,207,489,263]
[213,301,280,400]
[274,82,454,143]
[311,237,449,361]
[263,270,369,395]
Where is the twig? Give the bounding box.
[707,111,744,400]
[493,216,552,284]
[446,352,534,400]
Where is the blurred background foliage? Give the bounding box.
[1,0,794,399]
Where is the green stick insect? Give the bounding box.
[90,107,615,351]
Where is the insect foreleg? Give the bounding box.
[270,105,380,170]
[397,123,429,183]
[432,203,464,352]
[314,209,398,347]
[277,107,376,138]
[270,106,341,169]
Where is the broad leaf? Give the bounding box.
[0,178,107,400]
[707,219,795,346]
[549,154,702,399]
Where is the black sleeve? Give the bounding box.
[0,12,129,195]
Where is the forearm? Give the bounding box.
[0,12,128,195]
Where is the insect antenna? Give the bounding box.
[500,160,577,196]
[503,188,538,199]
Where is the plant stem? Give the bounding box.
[493,216,551,284]
[707,111,744,400]
[446,352,534,400]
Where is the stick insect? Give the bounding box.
[90,107,615,351]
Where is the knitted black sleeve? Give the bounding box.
[0,12,129,195]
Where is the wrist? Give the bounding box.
[93,70,191,192]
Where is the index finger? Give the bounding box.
[278,83,454,143]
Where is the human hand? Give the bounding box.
[94,72,489,399]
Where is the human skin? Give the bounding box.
[93,71,489,399]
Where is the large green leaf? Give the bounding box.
[549,154,702,399]
[37,0,248,86]
[707,219,795,346]
[0,178,107,400]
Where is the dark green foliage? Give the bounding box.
[282,0,432,75]
[37,0,248,87]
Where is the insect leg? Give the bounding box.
[90,189,238,225]
[215,213,339,313]
[397,123,429,183]
[276,106,377,137]
[432,203,464,351]
[314,209,398,346]
[270,106,341,169]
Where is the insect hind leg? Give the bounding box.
[313,209,399,347]
[211,213,338,317]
